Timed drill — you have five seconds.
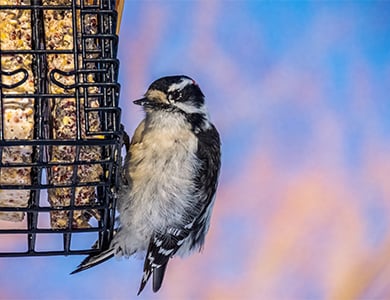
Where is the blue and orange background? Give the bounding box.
[1,1,390,299]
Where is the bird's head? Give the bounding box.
[134,75,207,116]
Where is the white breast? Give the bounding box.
[116,111,199,254]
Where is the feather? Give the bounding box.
[70,248,115,275]
[153,263,168,292]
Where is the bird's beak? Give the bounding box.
[133,97,166,109]
[133,97,149,106]
[134,96,169,109]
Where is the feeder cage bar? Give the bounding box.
[0,0,123,257]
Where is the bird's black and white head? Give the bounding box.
[134,75,211,132]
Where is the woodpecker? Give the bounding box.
[71,75,221,295]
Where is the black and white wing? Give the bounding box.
[187,123,221,250]
[137,228,191,295]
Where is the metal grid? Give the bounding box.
[0,0,123,256]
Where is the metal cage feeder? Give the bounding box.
[0,0,124,257]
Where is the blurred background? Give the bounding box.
[1,0,390,299]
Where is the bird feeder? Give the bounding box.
[0,0,124,256]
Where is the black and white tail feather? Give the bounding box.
[70,248,115,275]
[70,75,221,295]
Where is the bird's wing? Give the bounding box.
[137,227,191,295]
[189,123,221,249]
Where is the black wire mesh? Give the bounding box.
[0,0,123,256]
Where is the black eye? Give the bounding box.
[169,90,183,101]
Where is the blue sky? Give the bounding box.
[1,1,390,299]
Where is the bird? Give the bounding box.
[71,75,221,295]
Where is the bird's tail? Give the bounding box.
[137,262,168,295]
[70,248,115,275]
[152,263,168,293]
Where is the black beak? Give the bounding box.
[133,97,168,110]
[133,97,148,106]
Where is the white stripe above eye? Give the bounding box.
[168,78,194,92]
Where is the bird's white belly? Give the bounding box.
[114,125,199,255]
